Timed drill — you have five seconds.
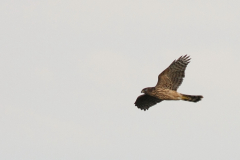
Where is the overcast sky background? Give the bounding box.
[1,0,240,159]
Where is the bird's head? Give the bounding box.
[141,87,155,94]
[141,88,148,93]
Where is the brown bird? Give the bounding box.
[134,55,203,111]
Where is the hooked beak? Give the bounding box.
[141,90,144,93]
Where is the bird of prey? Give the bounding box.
[134,55,203,111]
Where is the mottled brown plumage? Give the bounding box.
[134,55,203,111]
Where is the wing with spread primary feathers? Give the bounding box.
[156,55,190,91]
[134,94,163,111]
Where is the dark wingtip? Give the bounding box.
[178,54,191,63]
[134,103,148,111]
[134,94,162,111]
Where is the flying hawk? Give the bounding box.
[134,55,203,111]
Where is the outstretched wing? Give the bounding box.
[156,55,190,91]
[134,94,163,111]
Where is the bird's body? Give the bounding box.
[144,87,182,100]
[134,55,203,111]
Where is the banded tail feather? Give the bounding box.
[181,94,203,102]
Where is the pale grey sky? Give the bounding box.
[1,0,240,160]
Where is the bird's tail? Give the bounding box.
[181,94,203,102]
